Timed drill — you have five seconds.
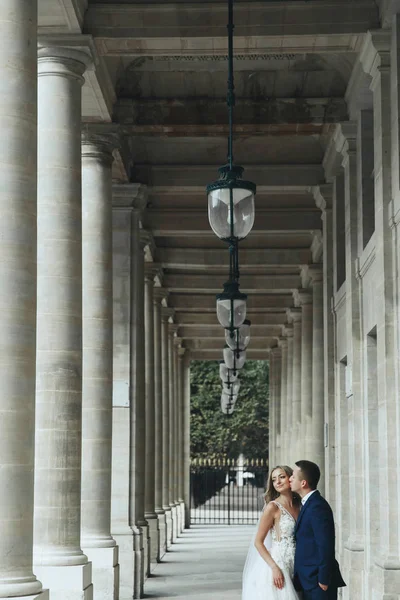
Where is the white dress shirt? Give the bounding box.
[301,489,317,506]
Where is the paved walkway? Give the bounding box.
[144,525,253,599]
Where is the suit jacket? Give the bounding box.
[294,490,346,591]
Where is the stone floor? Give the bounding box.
[144,525,253,599]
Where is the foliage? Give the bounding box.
[190,360,269,460]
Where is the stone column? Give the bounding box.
[182,352,192,529]
[35,45,92,600]
[144,264,161,568]
[168,324,179,541]
[269,347,282,468]
[314,185,336,508]
[111,184,147,600]
[277,337,288,464]
[178,348,186,529]
[283,324,293,462]
[173,338,183,535]
[0,2,46,598]
[308,266,325,490]
[295,290,313,461]
[361,31,400,593]
[131,230,149,592]
[81,131,119,599]
[161,308,174,546]
[153,289,168,559]
[268,349,276,468]
[288,308,302,463]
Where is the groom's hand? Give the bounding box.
[318,583,328,591]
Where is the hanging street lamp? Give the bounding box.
[216,279,247,329]
[219,363,239,386]
[225,319,251,351]
[223,346,246,371]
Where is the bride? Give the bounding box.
[242,465,301,599]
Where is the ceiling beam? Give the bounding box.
[145,209,322,236]
[190,350,270,361]
[156,247,311,269]
[134,164,325,188]
[116,98,348,130]
[184,338,275,351]
[177,325,282,339]
[163,273,300,293]
[169,294,293,311]
[175,312,287,326]
[86,2,378,55]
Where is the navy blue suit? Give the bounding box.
[294,491,345,600]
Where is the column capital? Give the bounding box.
[178,347,186,359]
[293,289,313,307]
[82,124,120,166]
[112,183,148,212]
[278,337,288,349]
[154,287,168,305]
[283,323,294,338]
[161,307,175,321]
[174,336,182,347]
[309,263,323,284]
[360,30,391,81]
[168,323,179,336]
[311,231,323,263]
[144,262,162,282]
[38,44,92,81]
[270,345,282,358]
[287,307,302,323]
[313,184,333,212]
[334,122,357,162]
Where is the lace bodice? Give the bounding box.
[270,501,296,572]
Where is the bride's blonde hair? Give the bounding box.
[264,465,299,504]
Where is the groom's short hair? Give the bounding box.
[295,460,320,490]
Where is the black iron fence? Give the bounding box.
[190,456,268,525]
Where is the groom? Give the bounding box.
[289,460,345,600]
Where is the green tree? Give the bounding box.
[190,360,269,459]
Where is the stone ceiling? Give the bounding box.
[40,0,382,359]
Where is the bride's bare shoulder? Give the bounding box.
[261,501,279,518]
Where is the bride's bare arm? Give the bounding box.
[254,502,285,589]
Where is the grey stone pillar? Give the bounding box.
[111,185,147,600]
[314,185,335,508]
[268,350,276,468]
[131,230,149,593]
[173,338,183,535]
[308,266,325,489]
[0,2,46,598]
[289,308,302,463]
[144,264,161,567]
[178,348,186,529]
[161,308,174,546]
[361,30,400,588]
[153,290,168,558]
[182,352,191,529]
[168,324,179,541]
[283,324,293,462]
[295,290,313,460]
[81,131,119,598]
[277,337,288,464]
[35,45,92,600]
[269,347,282,469]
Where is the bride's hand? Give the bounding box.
[272,565,284,589]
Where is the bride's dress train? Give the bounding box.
[242,501,300,599]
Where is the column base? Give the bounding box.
[179,501,185,533]
[156,511,167,560]
[112,529,134,600]
[82,546,119,600]
[0,592,49,600]
[163,507,173,549]
[145,514,160,567]
[34,563,92,600]
[132,527,144,599]
[170,505,178,542]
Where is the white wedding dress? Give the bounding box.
[242,500,300,599]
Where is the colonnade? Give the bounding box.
[0,2,190,598]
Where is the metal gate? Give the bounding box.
[190,456,268,525]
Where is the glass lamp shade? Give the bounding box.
[225,319,251,351]
[221,404,235,415]
[223,380,240,395]
[223,346,246,371]
[221,391,237,408]
[207,165,256,241]
[219,363,238,384]
[216,281,247,329]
